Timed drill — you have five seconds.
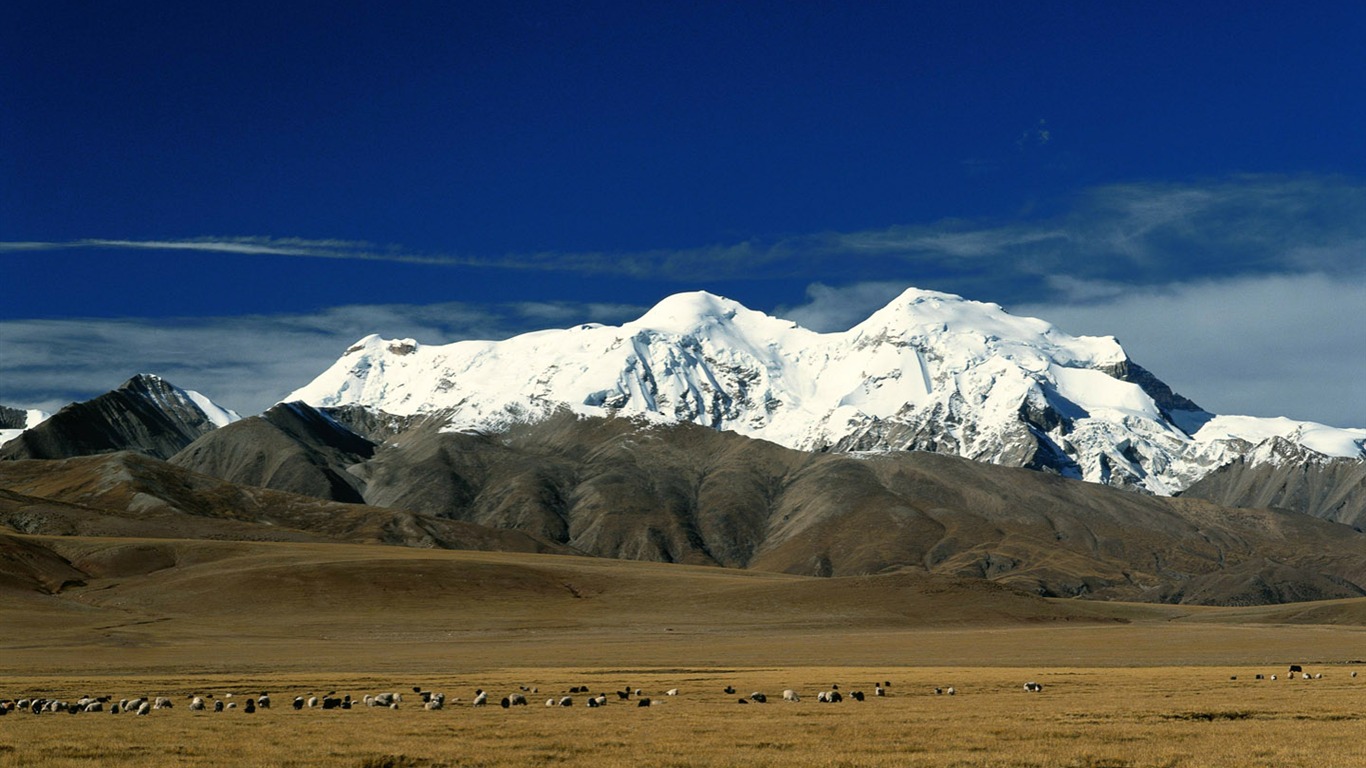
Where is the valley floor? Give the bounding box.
[4,665,1366,768]
[7,538,1366,766]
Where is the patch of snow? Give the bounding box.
[183,389,241,428]
[0,408,52,448]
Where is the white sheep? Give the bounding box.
[783,689,800,702]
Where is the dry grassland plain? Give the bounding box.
[6,539,1366,767]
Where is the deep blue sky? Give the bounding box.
[3,2,1365,423]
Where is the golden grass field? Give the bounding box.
[6,535,1366,767]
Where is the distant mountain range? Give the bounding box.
[286,288,1365,496]
[4,287,1365,607]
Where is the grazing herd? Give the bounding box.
[3,665,1354,720]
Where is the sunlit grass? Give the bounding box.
[4,666,1365,767]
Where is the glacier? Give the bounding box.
[286,287,1366,495]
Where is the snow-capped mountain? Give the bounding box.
[286,288,1366,495]
[0,373,241,461]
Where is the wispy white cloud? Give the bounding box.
[0,300,645,415]
[1015,274,1366,427]
[4,174,1364,425]
[3,175,1364,292]
[778,272,1366,428]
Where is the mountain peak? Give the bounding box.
[286,285,1365,495]
[630,291,754,333]
[0,374,239,461]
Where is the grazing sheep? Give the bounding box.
[214,700,224,712]
[592,694,607,707]
[136,702,151,716]
[190,696,206,711]
[509,693,527,706]
[1353,671,1359,678]
[154,697,173,710]
[1023,682,1043,693]
[322,697,343,710]
[875,686,885,697]
[750,692,767,703]
[851,691,865,701]
[724,686,736,694]
[637,698,652,707]
[559,696,574,707]
[934,687,943,695]
[546,699,556,707]
[473,691,488,707]
[257,693,270,709]
[829,691,843,703]
[245,699,257,714]
[737,698,749,704]
[425,695,445,711]
[946,687,956,696]
[1303,673,1311,680]
[84,701,103,713]
[1289,664,1303,674]
[292,696,305,710]
[1255,674,1264,680]
[666,688,679,696]
[500,697,511,709]
[616,690,631,700]
[817,691,828,703]
[782,689,800,702]
[1271,675,1277,681]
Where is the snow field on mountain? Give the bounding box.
[286,287,1366,495]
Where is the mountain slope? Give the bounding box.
[171,401,375,503]
[1181,439,1366,528]
[189,409,1366,605]
[0,451,572,554]
[0,374,240,461]
[287,288,1366,495]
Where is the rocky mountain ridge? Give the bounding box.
[0,374,239,461]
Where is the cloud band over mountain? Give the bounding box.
[2,175,1362,424]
